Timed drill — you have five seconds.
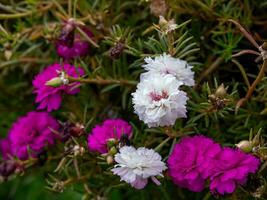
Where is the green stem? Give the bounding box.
[76,26,99,48]
[0,3,53,19]
[245,59,267,100]
[154,137,171,152]
[68,76,137,86]
[232,59,250,88]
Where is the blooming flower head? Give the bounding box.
[141,53,194,86]
[209,147,260,195]
[56,19,93,60]
[141,53,195,86]
[111,146,167,189]
[132,74,188,127]
[0,138,12,160]
[87,119,132,154]
[167,135,222,192]
[33,63,85,112]
[8,111,60,160]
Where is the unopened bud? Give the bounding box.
[158,16,178,34]
[208,94,216,101]
[109,146,117,156]
[107,138,117,148]
[215,84,227,98]
[70,123,85,137]
[4,50,12,60]
[106,155,114,165]
[109,42,125,59]
[0,160,22,180]
[73,145,85,156]
[236,140,252,153]
[159,16,168,27]
[252,133,261,147]
[45,77,62,87]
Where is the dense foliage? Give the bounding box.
[1,0,267,199]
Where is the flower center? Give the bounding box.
[30,130,38,137]
[163,68,172,74]
[149,90,169,101]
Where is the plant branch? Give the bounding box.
[232,59,250,88]
[236,44,267,111]
[232,49,261,58]
[73,158,92,195]
[228,19,259,49]
[0,3,53,19]
[68,76,137,86]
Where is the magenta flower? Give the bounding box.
[0,138,12,160]
[167,135,221,192]
[33,63,85,112]
[8,111,60,160]
[209,147,260,195]
[56,24,93,60]
[87,119,132,154]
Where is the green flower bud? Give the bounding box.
[109,146,117,156]
[235,140,252,153]
[107,138,117,148]
[215,84,227,98]
[252,133,261,147]
[45,77,62,87]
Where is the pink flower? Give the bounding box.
[56,23,93,59]
[0,138,12,160]
[33,63,85,112]
[167,135,221,192]
[87,119,132,154]
[7,111,60,160]
[210,147,260,195]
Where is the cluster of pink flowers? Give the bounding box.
[87,119,132,153]
[0,111,60,160]
[167,135,260,195]
[0,16,262,198]
[32,19,92,112]
[0,20,93,161]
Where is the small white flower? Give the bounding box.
[132,74,188,127]
[111,146,167,189]
[141,53,195,86]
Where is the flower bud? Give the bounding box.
[109,42,125,59]
[4,50,12,60]
[107,138,117,148]
[252,133,261,147]
[106,155,114,165]
[70,123,85,137]
[109,146,117,156]
[159,16,168,27]
[0,160,22,181]
[235,140,252,153]
[158,16,178,34]
[73,145,85,156]
[208,94,216,101]
[45,77,63,87]
[215,84,227,98]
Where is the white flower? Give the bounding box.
[132,74,188,127]
[111,146,167,189]
[141,53,195,86]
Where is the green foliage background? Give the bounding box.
[1,0,267,199]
